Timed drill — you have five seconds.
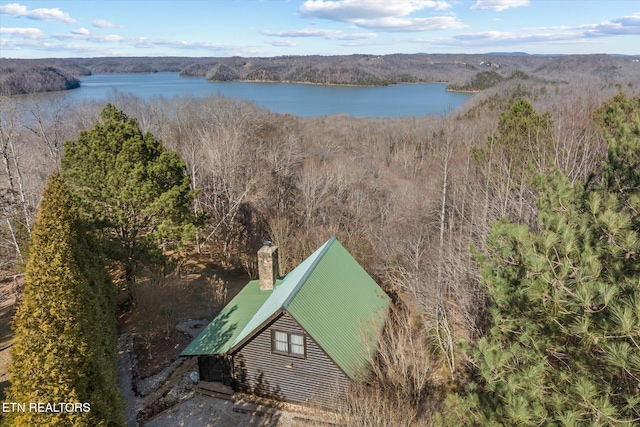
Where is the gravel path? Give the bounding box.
[142,394,286,427]
[116,322,332,427]
[117,333,144,427]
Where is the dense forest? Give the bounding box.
[1,55,639,425]
[1,53,639,95]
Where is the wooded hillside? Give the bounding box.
[2,53,639,95]
[1,61,639,425]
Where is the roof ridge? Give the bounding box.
[227,236,337,351]
[282,236,336,309]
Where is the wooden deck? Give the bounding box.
[196,381,234,400]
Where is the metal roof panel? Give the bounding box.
[287,239,390,379]
[182,237,390,380]
[180,279,275,356]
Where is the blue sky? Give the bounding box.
[1,1,638,58]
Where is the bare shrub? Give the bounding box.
[341,307,446,427]
[133,276,185,358]
[208,273,228,308]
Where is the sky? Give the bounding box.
[1,0,639,59]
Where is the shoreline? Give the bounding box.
[445,87,481,93]
[12,72,457,95]
[203,78,453,88]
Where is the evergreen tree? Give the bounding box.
[442,93,640,426]
[3,174,124,427]
[61,104,197,294]
[595,91,640,199]
[492,97,554,175]
[471,98,555,223]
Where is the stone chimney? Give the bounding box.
[258,241,279,291]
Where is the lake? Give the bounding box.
[49,73,473,118]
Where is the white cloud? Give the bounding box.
[299,0,459,32]
[471,0,529,12]
[262,28,377,40]
[93,19,120,29]
[300,0,452,21]
[452,30,572,45]
[612,13,640,27]
[336,32,378,40]
[265,39,297,47]
[43,30,242,54]
[403,31,583,52]
[0,38,125,56]
[0,3,75,24]
[352,16,466,31]
[0,27,45,39]
[130,37,234,52]
[72,28,90,36]
[51,32,82,40]
[263,28,337,37]
[2,30,254,57]
[585,13,640,36]
[419,13,640,49]
[103,34,126,42]
[0,38,48,51]
[512,13,640,38]
[52,31,125,43]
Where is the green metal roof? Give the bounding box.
[180,279,280,356]
[287,238,390,379]
[181,237,390,379]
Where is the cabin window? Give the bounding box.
[272,330,306,358]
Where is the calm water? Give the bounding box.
[52,73,472,118]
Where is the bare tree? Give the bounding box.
[23,98,73,170]
[0,97,31,264]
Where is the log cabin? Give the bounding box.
[181,237,390,408]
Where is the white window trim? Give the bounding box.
[271,329,306,358]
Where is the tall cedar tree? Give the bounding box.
[61,104,196,294]
[441,93,640,426]
[3,174,124,427]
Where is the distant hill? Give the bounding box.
[485,52,530,56]
[2,53,639,96]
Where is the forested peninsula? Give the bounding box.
[2,53,639,95]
